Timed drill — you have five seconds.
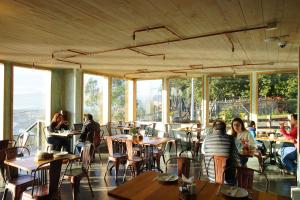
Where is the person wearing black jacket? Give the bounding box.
[75,113,100,155]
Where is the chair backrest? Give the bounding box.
[0,140,9,150]
[205,155,228,184]
[81,142,94,171]
[235,167,269,192]
[125,140,134,161]
[165,157,200,179]
[31,158,64,198]
[106,136,114,157]
[15,130,30,148]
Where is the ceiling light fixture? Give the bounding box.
[266,22,278,31]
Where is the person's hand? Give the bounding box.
[279,122,285,128]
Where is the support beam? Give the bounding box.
[250,72,258,123]
[203,75,209,126]
[3,62,13,140]
[162,77,169,124]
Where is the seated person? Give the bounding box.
[279,114,297,174]
[231,118,255,166]
[75,113,100,155]
[47,113,70,152]
[202,120,239,184]
[248,121,267,154]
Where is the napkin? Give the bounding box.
[182,175,194,184]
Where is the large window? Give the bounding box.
[136,80,162,122]
[83,74,104,123]
[169,78,202,123]
[0,64,4,140]
[208,75,250,124]
[258,72,297,127]
[13,67,51,135]
[112,78,126,122]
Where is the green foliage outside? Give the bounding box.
[112,79,125,121]
[258,73,297,117]
[84,77,101,122]
[169,78,202,122]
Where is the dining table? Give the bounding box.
[108,171,291,200]
[256,136,294,169]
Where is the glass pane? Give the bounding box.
[136,80,162,122]
[208,75,250,124]
[83,74,104,123]
[169,78,202,123]
[13,66,51,136]
[112,78,126,122]
[258,73,298,128]
[0,64,3,140]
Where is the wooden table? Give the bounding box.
[108,171,291,200]
[49,130,81,138]
[111,134,171,146]
[256,137,294,169]
[5,154,80,172]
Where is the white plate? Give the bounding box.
[220,185,248,198]
[156,173,178,182]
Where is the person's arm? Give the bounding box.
[247,131,256,150]
[280,126,297,140]
[201,138,206,154]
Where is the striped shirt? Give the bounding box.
[203,130,239,183]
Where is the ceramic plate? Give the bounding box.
[156,173,178,183]
[220,185,248,198]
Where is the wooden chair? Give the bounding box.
[42,127,53,152]
[164,125,182,156]
[165,157,201,179]
[107,122,119,136]
[104,137,127,182]
[205,155,228,184]
[92,129,105,163]
[2,147,34,200]
[22,158,66,200]
[64,143,94,200]
[123,140,143,182]
[0,140,10,182]
[153,140,168,171]
[234,166,269,192]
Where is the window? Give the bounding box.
[83,74,104,123]
[208,75,250,124]
[258,72,297,127]
[0,64,4,140]
[169,78,202,122]
[13,66,51,136]
[112,78,126,122]
[136,80,162,122]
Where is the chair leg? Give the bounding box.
[85,173,94,197]
[104,160,110,178]
[123,163,129,182]
[115,160,120,182]
[72,179,80,200]
[1,188,9,200]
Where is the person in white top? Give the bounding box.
[231,117,255,166]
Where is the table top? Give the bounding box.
[49,130,81,137]
[173,127,203,132]
[111,134,171,146]
[4,154,79,172]
[256,137,294,143]
[108,171,291,200]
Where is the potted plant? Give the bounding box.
[130,127,138,141]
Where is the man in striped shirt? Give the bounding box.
[203,120,240,184]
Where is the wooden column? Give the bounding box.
[3,62,13,140]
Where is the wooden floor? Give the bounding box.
[0,147,296,200]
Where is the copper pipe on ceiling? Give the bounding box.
[189,64,203,69]
[52,49,88,59]
[56,24,267,60]
[55,58,82,68]
[225,34,235,52]
[128,48,166,60]
[133,25,184,40]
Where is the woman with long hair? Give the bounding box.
[46,112,70,152]
[231,117,255,166]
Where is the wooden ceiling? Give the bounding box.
[0,0,299,78]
